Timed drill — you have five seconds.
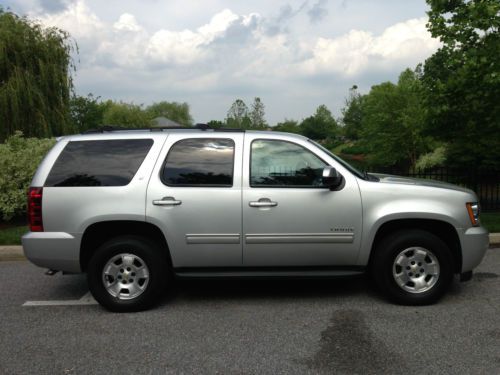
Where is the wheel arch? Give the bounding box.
[367,219,462,274]
[80,220,171,272]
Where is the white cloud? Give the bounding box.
[36,2,438,77]
[301,17,440,76]
[31,1,440,123]
[113,13,142,32]
[38,0,103,39]
[197,9,240,39]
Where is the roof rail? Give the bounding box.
[82,123,246,134]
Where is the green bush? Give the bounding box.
[0,132,55,220]
[341,144,369,155]
[415,146,446,170]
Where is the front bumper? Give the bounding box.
[22,232,82,273]
[459,226,489,272]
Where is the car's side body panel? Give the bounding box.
[146,132,245,268]
[356,178,489,270]
[23,133,167,272]
[241,132,363,266]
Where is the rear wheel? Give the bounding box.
[87,235,170,312]
[371,229,454,305]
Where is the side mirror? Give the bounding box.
[322,166,343,190]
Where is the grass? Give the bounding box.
[0,213,498,246]
[481,212,500,233]
[0,225,27,245]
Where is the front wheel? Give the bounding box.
[371,230,454,305]
[87,236,170,312]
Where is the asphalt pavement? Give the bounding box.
[0,249,499,374]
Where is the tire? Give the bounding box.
[87,235,170,312]
[371,229,454,305]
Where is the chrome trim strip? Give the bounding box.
[186,234,241,244]
[245,233,354,244]
[175,269,364,278]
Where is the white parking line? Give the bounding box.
[23,292,98,306]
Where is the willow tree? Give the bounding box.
[0,9,76,141]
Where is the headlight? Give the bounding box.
[466,202,480,226]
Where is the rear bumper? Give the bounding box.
[459,226,489,272]
[22,232,82,273]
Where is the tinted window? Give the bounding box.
[45,139,153,187]
[162,138,234,186]
[251,139,327,187]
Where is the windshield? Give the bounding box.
[308,139,366,180]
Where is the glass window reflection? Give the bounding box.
[251,140,326,187]
[162,138,234,186]
[45,139,153,187]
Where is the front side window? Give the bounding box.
[251,139,327,187]
[45,139,153,187]
[162,138,234,186]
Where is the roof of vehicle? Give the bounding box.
[58,124,308,142]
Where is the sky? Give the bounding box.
[4,0,441,124]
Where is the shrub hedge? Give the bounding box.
[0,132,55,220]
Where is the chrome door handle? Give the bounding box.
[249,198,278,208]
[153,197,182,206]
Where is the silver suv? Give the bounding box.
[22,126,489,311]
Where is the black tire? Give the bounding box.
[87,235,170,312]
[371,229,454,305]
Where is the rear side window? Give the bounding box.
[45,139,153,187]
[162,138,234,186]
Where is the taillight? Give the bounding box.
[28,187,43,232]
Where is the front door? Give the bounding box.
[147,133,244,268]
[242,134,362,266]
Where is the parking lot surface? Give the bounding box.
[0,249,499,374]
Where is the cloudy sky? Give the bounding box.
[5,0,441,124]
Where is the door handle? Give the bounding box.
[249,198,278,208]
[153,197,182,206]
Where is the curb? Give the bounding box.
[0,246,25,261]
[490,233,500,247]
[1,233,499,262]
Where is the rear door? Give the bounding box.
[146,132,243,268]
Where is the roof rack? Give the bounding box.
[82,123,246,134]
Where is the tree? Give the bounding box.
[361,68,429,169]
[69,94,105,132]
[423,0,500,168]
[146,101,193,127]
[299,105,339,141]
[101,101,151,128]
[249,97,267,129]
[341,85,364,140]
[0,9,76,141]
[207,120,224,128]
[273,119,301,134]
[226,99,251,128]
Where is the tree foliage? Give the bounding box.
[274,119,301,134]
[423,0,500,167]
[249,97,267,129]
[361,69,429,169]
[101,101,151,128]
[207,120,224,129]
[415,145,447,170]
[69,94,105,132]
[146,101,193,127]
[341,85,364,140]
[226,99,251,128]
[299,104,339,141]
[0,9,76,141]
[0,132,55,220]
